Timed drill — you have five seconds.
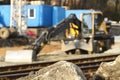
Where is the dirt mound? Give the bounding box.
[40,44,61,54]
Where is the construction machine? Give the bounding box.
[29,11,114,54]
[5,11,114,62]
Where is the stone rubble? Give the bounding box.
[17,61,86,80]
[93,55,120,80]
[104,47,120,54]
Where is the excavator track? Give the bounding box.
[0,53,119,80]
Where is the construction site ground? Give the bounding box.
[0,39,120,56]
[0,37,120,67]
[0,25,120,66]
[0,38,120,73]
[1,25,120,58]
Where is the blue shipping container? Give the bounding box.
[0,5,53,27]
[0,5,10,27]
[27,5,53,27]
[52,6,65,26]
[0,5,65,27]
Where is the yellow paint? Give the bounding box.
[98,21,108,35]
[65,23,80,38]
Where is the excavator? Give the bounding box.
[5,11,114,62]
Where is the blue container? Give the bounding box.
[27,5,53,27]
[52,6,65,26]
[0,5,10,27]
[66,10,91,19]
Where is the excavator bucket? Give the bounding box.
[5,50,36,63]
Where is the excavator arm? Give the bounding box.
[5,14,82,63]
[29,14,82,54]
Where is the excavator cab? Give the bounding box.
[94,13,109,36]
[81,13,92,38]
[80,11,114,53]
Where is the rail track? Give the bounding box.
[0,53,120,80]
